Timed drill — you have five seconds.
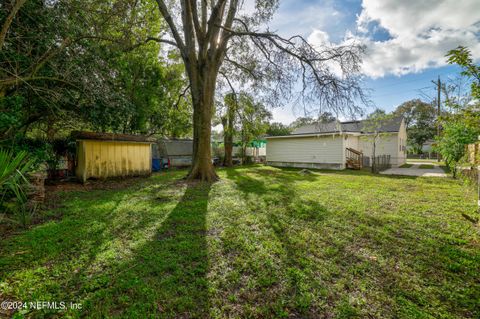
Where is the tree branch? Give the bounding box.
[189,0,204,43]
[0,0,27,49]
[0,76,76,87]
[155,0,187,55]
[173,84,191,109]
[224,57,259,80]
[204,0,227,57]
[131,37,179,50]
[201,0,208,34]
[180,0,197,63]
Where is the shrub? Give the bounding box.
[0,149,35,217]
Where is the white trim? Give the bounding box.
[266,132,365,139]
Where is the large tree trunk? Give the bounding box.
[371,136,377,173]
[222,117,233,167]
[222,103,235,167]
[187,65,218,182]
[224,138,233,166]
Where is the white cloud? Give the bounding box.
[308,30,331,46]
[358,27,480,78]
[309,0,480,78]
[357,0,479,39]
[269,1,344,39]
[307,30,346,77]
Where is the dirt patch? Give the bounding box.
[1,176,160,240]
[45,175,155,193]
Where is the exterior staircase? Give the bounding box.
[346,148,363,170]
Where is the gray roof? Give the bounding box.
[157,139,193,156]
[291,117,403,135]
[72,131,155,143]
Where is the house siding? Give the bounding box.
[397,120,407,166]
[266,135,345,169]
[359,133,405,167]
[345,135,360,150]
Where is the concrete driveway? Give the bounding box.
[380,163,448,177]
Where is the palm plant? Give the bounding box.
[0,149,34,209]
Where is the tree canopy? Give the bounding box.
[433,46,480,175]
[393,99,436,152]
[151,0,367,180]
[0,0,191,147]
[2,0,368,181]
[267,122,291,136]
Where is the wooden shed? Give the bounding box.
[73,131,155,183]
[156,139,193,167]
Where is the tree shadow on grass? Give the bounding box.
[0,179,212,318]
[224,165,317,196]
[224,166,335,316]
[76,181,213,318]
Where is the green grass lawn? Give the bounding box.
[1,166,479,318]
[407,159,446,166]
[399,163,413,168]
[418,164,435,169]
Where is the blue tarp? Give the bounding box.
[152,158,161,172]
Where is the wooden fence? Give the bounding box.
[467,143,480,165]
[373,155,391,173]
[362,155,391,173]
[463,143,479,185]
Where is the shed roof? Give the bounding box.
[290,117,404,135]
[72,131,155,143]
[158,139,193,156]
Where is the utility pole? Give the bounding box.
[436,76,441,137]
[432,76,441,161]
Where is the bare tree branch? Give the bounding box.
[173,84,191,109]
[155,0,186,55]
[189,0,204,43]
[0,0,27,49]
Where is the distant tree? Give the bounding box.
[445,46,480,132]
[393,99,436,153]
[446,46,480,100]
[433,46,480,177]
[318,112,337,123]
[289,117,315,129]
[363,109,394,173]
[218,92,270,165]
[211,130,223,142]
[289,112,336,130]
[267,122,291,136]
[367,109,387,119]
[237,93,271,164]
[435,121,477,178]
[220,93,237,167]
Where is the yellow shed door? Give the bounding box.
[77,140,151,182]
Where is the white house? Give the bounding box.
[266,117,407,170]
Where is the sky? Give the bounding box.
[255,0,480,124]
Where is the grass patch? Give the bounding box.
[408,159,446,166]
[399,163,413,168]
[418,164,435,169]
[0,166,478,318]
[441,165,451,173]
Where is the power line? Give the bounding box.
[373,87,429,98]
[371,70,456,90]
